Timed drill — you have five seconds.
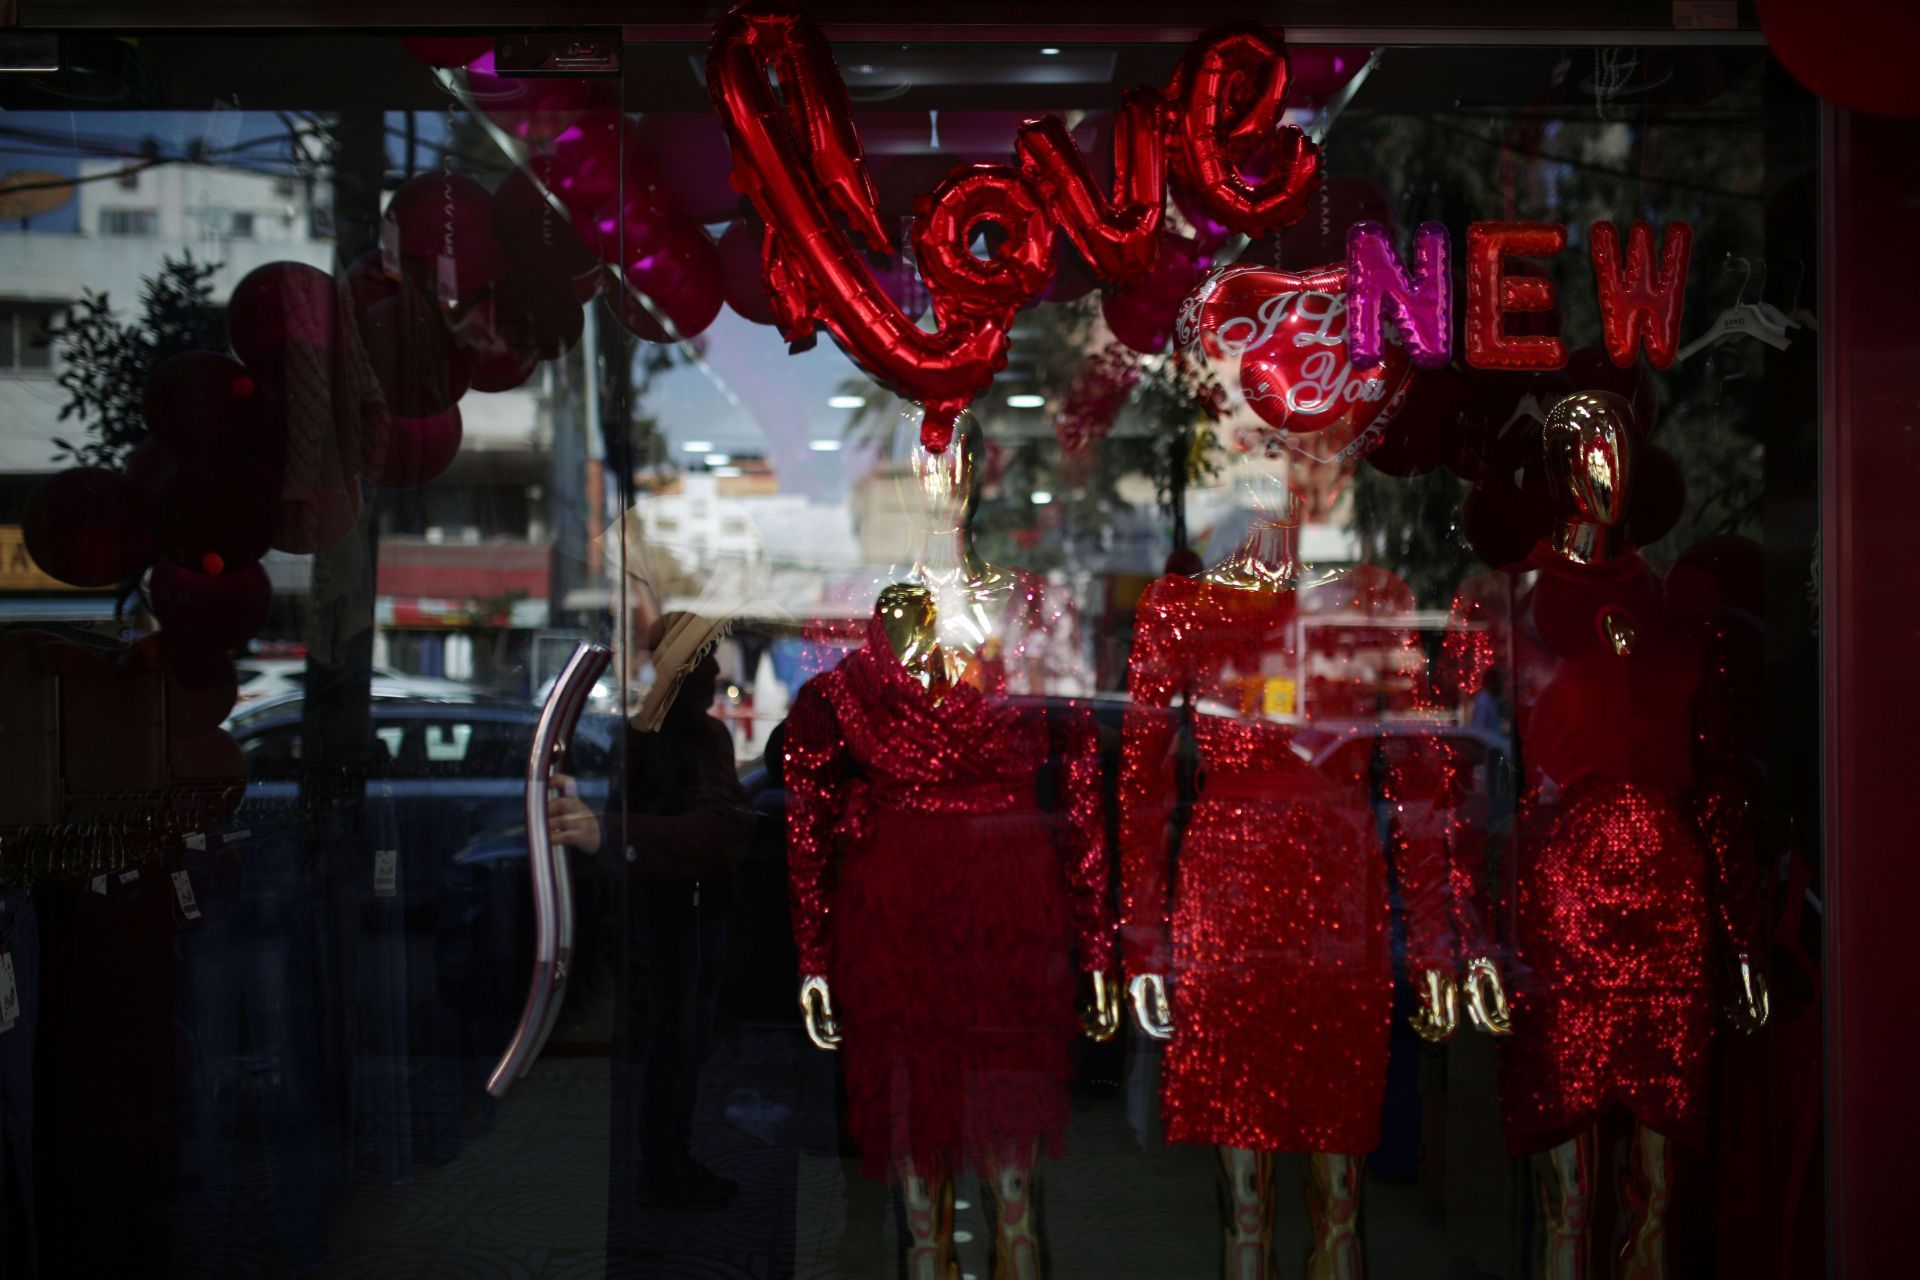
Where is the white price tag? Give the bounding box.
[171,870,202,920]
[119,869,140,885]
[374,850,399,899]
[184,833,208,851]
[0,953,19,1031]
[90,876,108,895]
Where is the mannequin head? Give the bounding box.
[1541,390,1634,566]
[877,581,940,683]
[1228,425,1306,529]
[900,408,984,537]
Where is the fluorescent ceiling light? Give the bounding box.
[1006,393,1046,409]
[1031,490,1054,505]
[681,440,714,453]
[1040,46,1062,56]
[809,438,843,452]
[705,453,731,467]
[827,394,867,410]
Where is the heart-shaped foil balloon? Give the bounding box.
[1176,263,1413,464]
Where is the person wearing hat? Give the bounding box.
[547,610,757,1212]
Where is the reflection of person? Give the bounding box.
[1469,667,1507,739]
[549,611,756,1212]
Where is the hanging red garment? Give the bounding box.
[782,609,1111,1178]
[1498,551,1759,1156]
[1117,569,1468,1154]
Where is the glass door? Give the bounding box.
[0,20,1824,1280]
[0,31,638,1277]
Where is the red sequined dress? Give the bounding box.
[1118,569,1469,1154]
[783,610,1111,1177]
[1497,551,1757,1155]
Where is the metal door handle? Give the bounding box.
[487,641,611,1098]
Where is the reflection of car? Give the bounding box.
[233,692,618,793]
[232,659,472,717]
[228,683,478,738]
[228,695,617,1150]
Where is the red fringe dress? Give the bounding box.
[1118,570,1473,1154]
[1498,552,1758,1155]
[783,612,1112,1178]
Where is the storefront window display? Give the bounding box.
[0,8,1836,1278]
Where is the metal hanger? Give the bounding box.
[1676,255,1792,362]
[1781,257,1816,331]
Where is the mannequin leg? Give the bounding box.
[983,1146,1044,1280]
[1535,1130,1597,1280]
[1304,1152,1363,1280]
[1218,1146,1277,1280]
[1617,1125,1673,1280]
[898,1160,959,1280]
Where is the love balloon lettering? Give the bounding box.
[707,7,1692,451]
[708,9,1318,451]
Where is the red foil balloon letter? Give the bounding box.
[1464,221,1568,371]
[1346,220,1452,370]
[1015,89,1166,284]
[1589,219,1693,369]
[708,7,1038,450]
[1168,27,1324,237]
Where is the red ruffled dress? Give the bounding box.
[1498,552,1757,1155]
[783,612,1112,1178]
[1118,570,1472,1154]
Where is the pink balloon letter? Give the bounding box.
[1347,220,1452,371]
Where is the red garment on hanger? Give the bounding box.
[1498,552,1755,1155]
[783,610,1110,1178]
[1118,569,1468,1153]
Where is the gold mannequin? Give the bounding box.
[1127,446,1512,1279]
[1530,392,1770,1280]
[799,578,1115,1280]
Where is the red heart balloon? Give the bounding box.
[1177,263,1412,463]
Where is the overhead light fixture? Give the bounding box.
[827,394,866,410]
[705,453,731,467]
[681,440,714,453]
[1039,46,1062,56]
[1031,490,1054,505]
[809,438,843,452]
[1006,393,1046,409]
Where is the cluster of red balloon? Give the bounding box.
[23,46,761,671]
[407,36,730,342]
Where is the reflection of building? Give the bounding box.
[0,159,557,694]
[625,465,859,619]
[0,161,339,624]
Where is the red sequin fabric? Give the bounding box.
[1498,552,1757,1155]
[783,608,1111,1178]
[1118,570,1468,1154]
